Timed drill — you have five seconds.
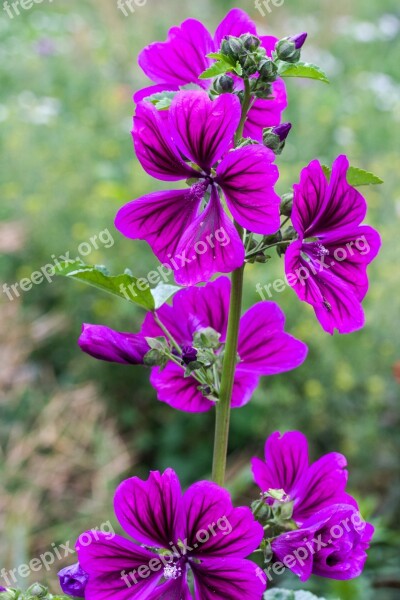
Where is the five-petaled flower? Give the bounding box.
[115,90,281,285]
[135,8,287,141]
[76,469,265,599]
[79,277,308,413]
[285,155,381,334]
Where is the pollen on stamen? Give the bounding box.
[316,243,329,256]
[163,564,182,580]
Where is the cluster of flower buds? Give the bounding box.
[0,584,67,600]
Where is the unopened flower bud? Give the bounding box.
[290,32,308,49]
[242,33,261,52]
[58,563,88,599]
[263,123,292,154]
[272,122,292,142]
[280,192,294,217]
[181,346,198,365]
[258,59,278,81]
[26,583,48,598]
[221,36,243,61]
[213,74,235,94]
[275,38,301,63]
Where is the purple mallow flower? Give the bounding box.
[272,504,374,581]
[136,8,287,141]
[58,562,89,598]
[285,155,381,334]
[79,277,308,413]
[76,468,265,599]
[252,430,357,526]
[116,90,281,285]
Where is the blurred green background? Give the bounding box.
[0,0,399,598]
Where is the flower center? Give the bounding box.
[163,563,183,581]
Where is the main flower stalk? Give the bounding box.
[212,80,251,485]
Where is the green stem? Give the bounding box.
[211,78,252,486]
[211,226,245,485]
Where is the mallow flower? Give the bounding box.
[76,468,265,599]
[285,155,381,334]
[115,90,281,286]
[58,563,88,598]
[271,504,374,581]
[79,277,308,413]
[252,430,357,526]
[135,8,287,141]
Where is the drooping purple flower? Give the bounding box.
[79,324,150,364]
[115,91,281,285]
[271,504,374,581]
[136,8,287,141]
[77,469,265,599]
[285,155,381,334]
[252,431,357,526]
[58,562,89,598]
[79,277,308,413]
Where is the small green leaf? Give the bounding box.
[143,90,177,110]
[57,261,155,310]
[234,61,243,76]
[206,52,236,66]
[322,165,384,186]
[199,60,233,79]
[278,61,329,83]
[151,282,180,310]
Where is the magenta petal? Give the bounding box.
[78,324,149,365]
[115,187,203,265]
[291,159,329,237]
[114,469,185,548]
[318,225,382,301]
[192,557,266,600]
[133,102,198,181]
[169,91,241,170]
[150,363,214,413]
[217,145,281,234]
[231,368,260,408]
[238,302,308,374]
[77,532,161,600]
[293,453,355,525]
[260,35,279,57]
[173,186,245,286]
[285,241,366,335]
[252,431,309,497]
[138,19,213,87]
[271,528,314,582]
[183,482,263,558]
[147,577,192,600]
[214,8,257,48]
[244,80,288,142]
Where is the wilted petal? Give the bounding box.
[192,557,266,600]
[173,186,245,286]
[133,102,198,181]
[77,532,161,600]
[244,80,288,142]
[169,91,241,170]
[138,19,213,87]
[213,8,257,48]
[252,431,309,497]
[79,324,149,365]
[238,302,308,374]
[115,187,204,265]
[114,469,185,548]
[183,482,263,558]
[150,363,215,413]
[217,145,280,234]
